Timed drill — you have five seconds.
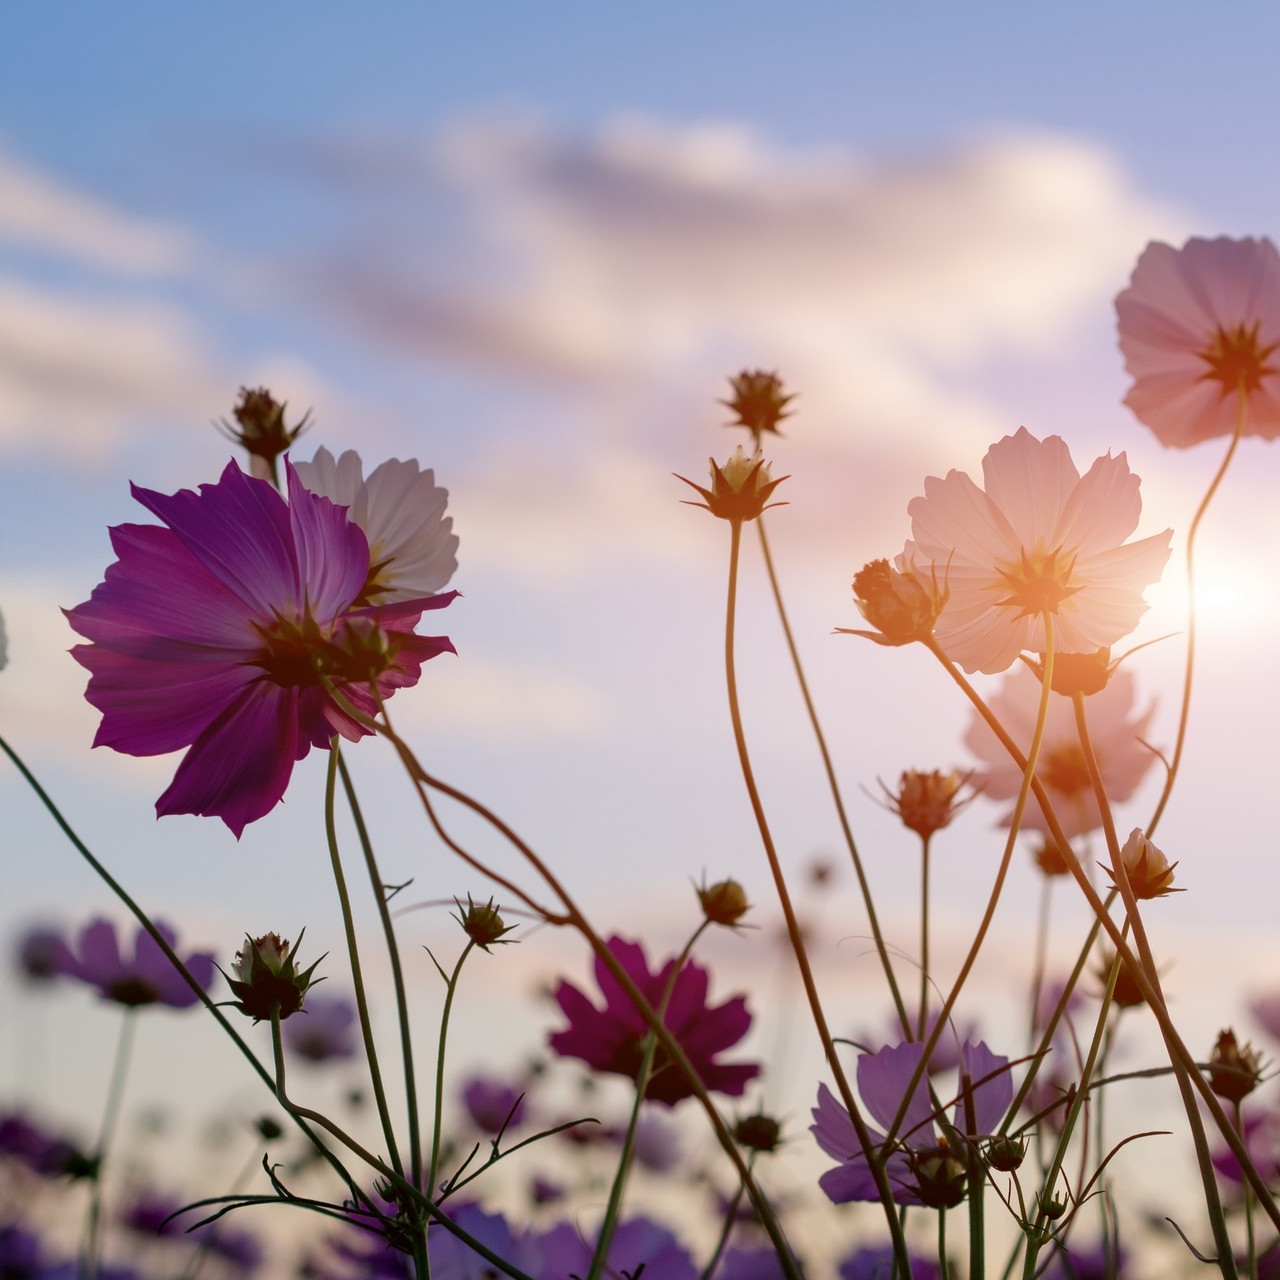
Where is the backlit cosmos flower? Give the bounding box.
[903,428,1171,675]
[1116,236,1280,447]
[66,460,456,836]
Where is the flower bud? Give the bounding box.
[1106,828,1179,900]
[984,1133,1027,1172]
[697,878,751,927]
[910,1140,967,1209]
[1208,1028,1263,1104]
[732,1111,782,1153]
[842,558,946,646]
[883,769,968,840]
[1031,837,1073,878]
[455,897,516,951]
[720,369,796,440]
[676,447,788,523]
[225,931,324,1022]
[217,387,310,484]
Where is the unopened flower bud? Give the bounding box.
[1038,1189,1067,1221]
[676,447,788,523]
[1046,648,1113,697]
[1095,949,1146,1008]
[323,615,397,684]
[1107,828,1179,900]
[910,1140,967,1209]
[1032,837,1073,878]
[1208,1028,1263,1104]
[732,1111,782,1153]
[218,387,310,484]
[455,897,515,951]
[883,769,968,840]
[697,878,750,927]
[842,558,946,646]
[720,370,796,440]
[225,931,325,1022]
[984,1133,1027,1172]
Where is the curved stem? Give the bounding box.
[723,519,911,1270]
[427,940,474,1199]
[81,1009,136,1280]
[1148,393,1246,836]
[756,516,911,1032]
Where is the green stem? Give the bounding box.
[724,518,912,1272]
[756,516,911,1033]
[919,834,932,1040]
[81,1009,136,1280]
[427,941,474,1199]
[336,750,423,1189]
[323,744,404,1176]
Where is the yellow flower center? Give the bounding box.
[993,545,1082,618]
[1197,321,1279,394]
[1039,744,1091,798]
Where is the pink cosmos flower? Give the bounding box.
[283,993,358,1063]
[1116,236,1280,447]
[61,917,214,1010]
[292,447,458,603]
[903,428,1171,674]
[548,935,760,1107]
[964,664,1157,838]
[65,460,456,836]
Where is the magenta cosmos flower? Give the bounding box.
[62,917,214,1009]
[65,460,456,836]
[1116,236,1280,447]
[549,935,760,1106]
[964,664,1157,838]
[902,428,1171,675]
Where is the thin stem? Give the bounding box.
[1148,391,1246,836]
[337,750,423,1189]
[427,941,474,1199]
[724,518,912,1271]
[0,733,364,1204]
[756,516,911,1032]
[920,834,932,1041]
[81,1009,137,1280]
[323,744,403,1176]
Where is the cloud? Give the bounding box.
[0,141,194,276]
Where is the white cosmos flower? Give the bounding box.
[293,447,458,603]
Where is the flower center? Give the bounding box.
[993,546,1082,618]
[1197,321,1279,395]
[251,612,331,688]
[1039,745,1091,797]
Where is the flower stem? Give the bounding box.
[723,518,912,1271]
[920,834,932,1041]
[1147,390,1246,836]
[80,1008,136,1280]
[427,940,474,1201]
[336,750,423,1189]
[323,744,404,1177]
[755,516,911,1033]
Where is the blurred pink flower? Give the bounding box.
[548,936,760,1107]
[283,993,358,1063]
[62,918,214,1010]
[65,460,456,836]
[460,1074,528,1132]
[904,428,1171,674]
[1116,236,1280,447]
[964,664,1156,838]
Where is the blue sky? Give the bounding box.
[3,2,1280,1225]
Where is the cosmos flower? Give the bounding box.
[60,918,214,1010]
[460,1074,528,1132]
[839,1244,944,1280]
[65,460,456,836]
[548,936,760,1106]
[811,1039,1012,1207]
[293,447,458,603]
[283,993,358,1063]
[537,1216,698,1280]
[13,924,71,983]
[1116,236,1280,447]
[903,428,1171,675]
[963,664,1157,838]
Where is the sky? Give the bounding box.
[3,1,1280,1260]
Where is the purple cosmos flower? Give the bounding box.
[715,1245,792,1280]
[537,1216,698,1280]
[65,459,456,836]
[811,1039,1013,1206]
[13,924,72,982]
[61,918,214,1010]
[283,992,358,1063]
[548,935,760,1107]
[838,1245,943,1280]
[0,1110,84,1177]
[460,1074,528,1133]
[430,1204,541,1280]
